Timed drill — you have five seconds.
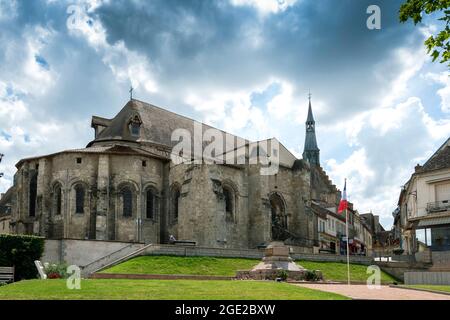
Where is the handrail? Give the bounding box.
[90,243,155,274]
[82,243,136,269]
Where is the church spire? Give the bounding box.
[303,94,320,166]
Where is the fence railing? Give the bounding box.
[427,200,450,213]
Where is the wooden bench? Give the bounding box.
[319,249,336,255]
[173,240,196,246]
[0,266,14,284]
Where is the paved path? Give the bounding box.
[294,284,450,300]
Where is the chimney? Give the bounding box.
[415,164,422,173]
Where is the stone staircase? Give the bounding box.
[81,243,153,277]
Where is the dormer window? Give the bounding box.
[128,115,142,137]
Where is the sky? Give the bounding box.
[0,0,449,229]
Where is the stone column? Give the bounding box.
[96,154,110,240]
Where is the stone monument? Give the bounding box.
[236,242,322,281]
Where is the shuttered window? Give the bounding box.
[436,182,450,202]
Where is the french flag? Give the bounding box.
[338,179,348,214]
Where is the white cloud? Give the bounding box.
[230,0,298,15]
[66,2,158,93]
[424,71,450,113]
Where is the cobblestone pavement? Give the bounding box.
[294,284,450,300]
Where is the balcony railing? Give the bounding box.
[427,200,450,214]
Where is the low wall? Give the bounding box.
[42,240,374,270]
[430,251,450,271]
[42,239,142,267]
[143,244,374,264]
[405,272,450,285]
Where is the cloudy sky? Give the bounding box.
[1,0,449,228]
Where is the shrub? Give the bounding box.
[0,234,45,281]
[304,270,321,282]
[44,262,69,279]
[276,270,288,281]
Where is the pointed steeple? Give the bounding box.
[303,94,320,166]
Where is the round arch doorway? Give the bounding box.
[270,193,288,241]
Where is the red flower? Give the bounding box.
[47,272,61,279]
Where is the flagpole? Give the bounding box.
[346,206,350,286]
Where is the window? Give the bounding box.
[223,186,235,222]
[129,116,141,137]
[76,158,82,164]
[142,160,147,167]
[146,189,155,219]
[171,186,181,223]
[122,187,133,217]
[75,185,85,214]
[29,173,37,217]
[55,185,62,216]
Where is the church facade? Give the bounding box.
[7,98,341,252]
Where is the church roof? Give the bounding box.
[88,99,303,168]
[306,100,315,123]
[89,99,246,151]
[15,144,169,168]
[303,99,319,152]
[16,99,305,170]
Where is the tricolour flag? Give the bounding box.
[338,179,348,214]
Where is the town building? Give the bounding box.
[397,137,450,254]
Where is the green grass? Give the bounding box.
[296,260,397,284]
[407,285,450,294]
[0,279,348,300]
[101,256,396,284]
[101,256,259,276]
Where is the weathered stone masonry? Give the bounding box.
[8,99,341,252]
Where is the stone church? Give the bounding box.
[7,98,341,252]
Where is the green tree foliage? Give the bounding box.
[0,234,45,281]
[399,0,450,66]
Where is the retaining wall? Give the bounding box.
[405,272,450,285]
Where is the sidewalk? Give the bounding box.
[294,283,450,300]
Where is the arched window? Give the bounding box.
[146,189,155,219]
[171,185,181,223]
[122,187,133,217]
[223,186,235,222]
[54,185,62,216]
[128,115,141,137]
[270,193,287,241]
[75,185,85,214]
[29,173,37,217]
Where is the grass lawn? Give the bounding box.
[407,285,450,294]
[101,255,396,284]
[101,256,259,276]
[0,279,348,300]
[297,260,397,284]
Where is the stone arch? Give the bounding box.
[144,184,159,220]
[69,181,89,214]
[51,181,64,217]
[117,181,139,218]
[29,172,38,217]
[170,183,181,225]
[269,192,288,241]
[222,180,238,223]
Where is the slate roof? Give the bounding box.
[89,99,246,151]
[303,100,319,152]
[419,137,450,173]
[16,99,303,170]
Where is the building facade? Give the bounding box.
[398,138,450,254]
[5,98,348,251]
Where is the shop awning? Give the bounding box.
[416,216,450,228]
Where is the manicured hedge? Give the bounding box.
[0,234,45,281]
